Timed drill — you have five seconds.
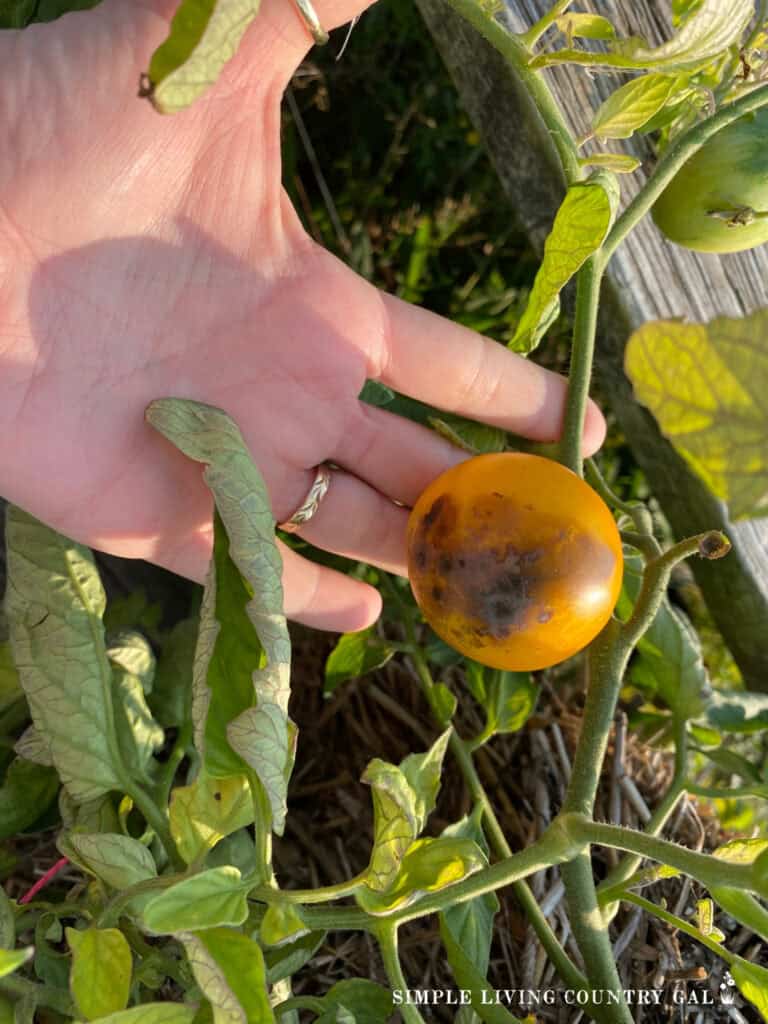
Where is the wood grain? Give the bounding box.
[416,0,768,687]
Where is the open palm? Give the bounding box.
[0,0,604,629]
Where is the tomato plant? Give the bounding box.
[407,453,623,670]
[652,107,768,253]
[2,1,768,1023]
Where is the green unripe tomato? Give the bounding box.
[652,108,768,254]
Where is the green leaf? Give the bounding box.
[14,725,54,767]
[481,671,536,739]
[732,959,768,1020]
[591,74,689,140]
[181,927,274,1024]
[66,927,132,1020]
[625,310,768,519]
[578,153,641,174]
[170,770,253,866]
[427,415,507,455]
[146,400,294,835]
[107,631,155,694]
[0,758,59,840]
[142,866,248,933]
[0,948,32,978]
[612,0,754,71]
[359,381,395,408]
[362,731,450,892]
[259,903,309,947]
[110,664,164,783]
[510,174,618,353]
[324,630,394,696]
[556,12,615,41]
[4,508,126,801]
[440,807,498,977]
[706,690,768,734]
[150,618,198,729]
[0,643,22,714]
[0,0,36,28]
[620,554,708,720]
[709,887,768,943]
[0,886,15,949]
[357,836,485,915]
[72,1006,196,1024]
[64,832,157,913]
[316,981,393,1024]
[32,0,101,21]
[145,0,262,114]
[264,930,325,986]
[438,927,521,1024]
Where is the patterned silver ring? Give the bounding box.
[278,465,332,533]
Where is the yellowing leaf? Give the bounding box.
[259,903,309,947]
[556,13,615,42]
[510,174,618,353]
[591,74,688,140]
[625,311,768,520]
[357,837,485,915]
[732,959,768,1020]
[170,770,253,865]
[66,927,132,1020]
[145,0,262,114]
[181,928,274,1024]
[578,153,641,174]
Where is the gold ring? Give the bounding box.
[278,465,332,533]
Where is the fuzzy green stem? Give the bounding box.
[603,84,768,262]
[441,0,582,185]
[565,817,755,893]
[560,855,633,1024]
[559,254,603,475]
[377,924,427,1024]
[619,892,736,964]
[519,0,574,49]
[395,590,588,994]
[128,784,183,872]
[251,874,367,905]
[599,718,688,901]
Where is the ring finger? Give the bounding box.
[285,467,409,575]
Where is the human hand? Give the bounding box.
[0,0,605,631]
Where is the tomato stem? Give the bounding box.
[559,255,603,475]
[518,0,574,50]
[440,0,583,186]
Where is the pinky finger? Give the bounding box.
[277,539,382,632]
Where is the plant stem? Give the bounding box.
[128,783,183,872]
[560,855,633,1024]
[559,255,603,474]
[619,891,736,965]
[377,924,427,1024]
[519,0,574,49]
[598,718,688,899]
[394,591,588,994]
[564,817,755,893]
[156,719,193,805]
[251,874,367,905]
[603,84,768,261]
[442,0,583,185]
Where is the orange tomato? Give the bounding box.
[407,453,623,671]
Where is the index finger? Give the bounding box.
[376,292,606,455]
